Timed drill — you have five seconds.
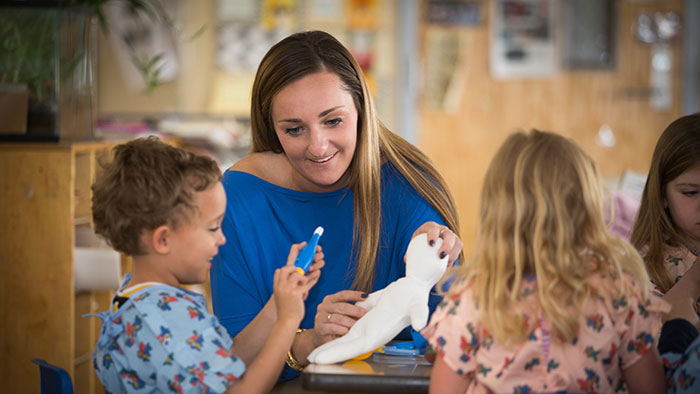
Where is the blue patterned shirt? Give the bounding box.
[89,276,245,394]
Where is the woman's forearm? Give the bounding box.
[290,328,319,366]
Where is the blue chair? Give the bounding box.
[31,358,74,394]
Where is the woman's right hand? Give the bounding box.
[312,290,368,346]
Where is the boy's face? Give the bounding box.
[168,182,227,285]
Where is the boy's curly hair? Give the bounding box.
[91,137,222,255]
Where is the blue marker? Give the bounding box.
[294,226,324,274]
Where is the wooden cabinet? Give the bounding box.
[0,142,124,394]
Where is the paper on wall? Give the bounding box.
[74,247,122,292]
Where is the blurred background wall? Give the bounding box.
[97,0,699,256]
[418,0,693,253]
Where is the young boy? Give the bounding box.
[88,137,322,393]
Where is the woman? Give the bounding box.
[210,30,463,380]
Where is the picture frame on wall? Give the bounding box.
[489,0,555,79]
[560,0,615,70]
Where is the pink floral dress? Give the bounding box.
[423,274,669,394]
[645,243,699,312]
[658,244,699,291]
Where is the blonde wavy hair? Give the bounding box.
[250,31,462,291]
[445,130,649,346]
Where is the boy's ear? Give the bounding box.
[150,225,171,254]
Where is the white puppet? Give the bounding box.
[306,233,448,364]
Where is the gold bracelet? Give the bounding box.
[285,328,307,371]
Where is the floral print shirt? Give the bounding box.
[644,243,699,313]
[89,276,245,394]
[663,332,700,393]
[658,244,699,292]
[422,274,669,394]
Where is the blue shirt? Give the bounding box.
[660,319,700,394]
[90,276,246,394]
[210,162,446,380]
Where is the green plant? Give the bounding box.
[0,0,203,139]
[0,10,60,102]
[76,0,176,92]
[0,0,197,97]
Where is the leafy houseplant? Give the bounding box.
[0,0,175,141]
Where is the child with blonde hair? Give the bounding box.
[631,113,700,295]
[89,137,323,393]
[423,130,668,394]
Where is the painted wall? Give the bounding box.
[418,0,686,255]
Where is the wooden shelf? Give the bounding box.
[0,141,124,394]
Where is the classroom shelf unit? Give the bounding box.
[0,141,125,394]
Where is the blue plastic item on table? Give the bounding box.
[382,341,421,356]
[411,329,428,354]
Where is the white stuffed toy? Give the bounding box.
[306,233,448,364]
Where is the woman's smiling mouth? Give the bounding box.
[309,152,337,163]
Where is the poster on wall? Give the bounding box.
[105,0,181,92]
[489,0,555,79]
[425,0,482,26]
[422,29,462,111]
[211,0,300,115]
[216,0,299,75]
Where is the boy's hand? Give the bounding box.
[273,243,323,325]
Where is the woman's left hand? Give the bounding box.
[410,221,463,267]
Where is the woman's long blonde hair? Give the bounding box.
[447,130,649,346]
[250,31,462,291]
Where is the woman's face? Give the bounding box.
[664,162,700,250]
[271,71,358,193]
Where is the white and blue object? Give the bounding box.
[307,233,448,364]
[294,226,324,274]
